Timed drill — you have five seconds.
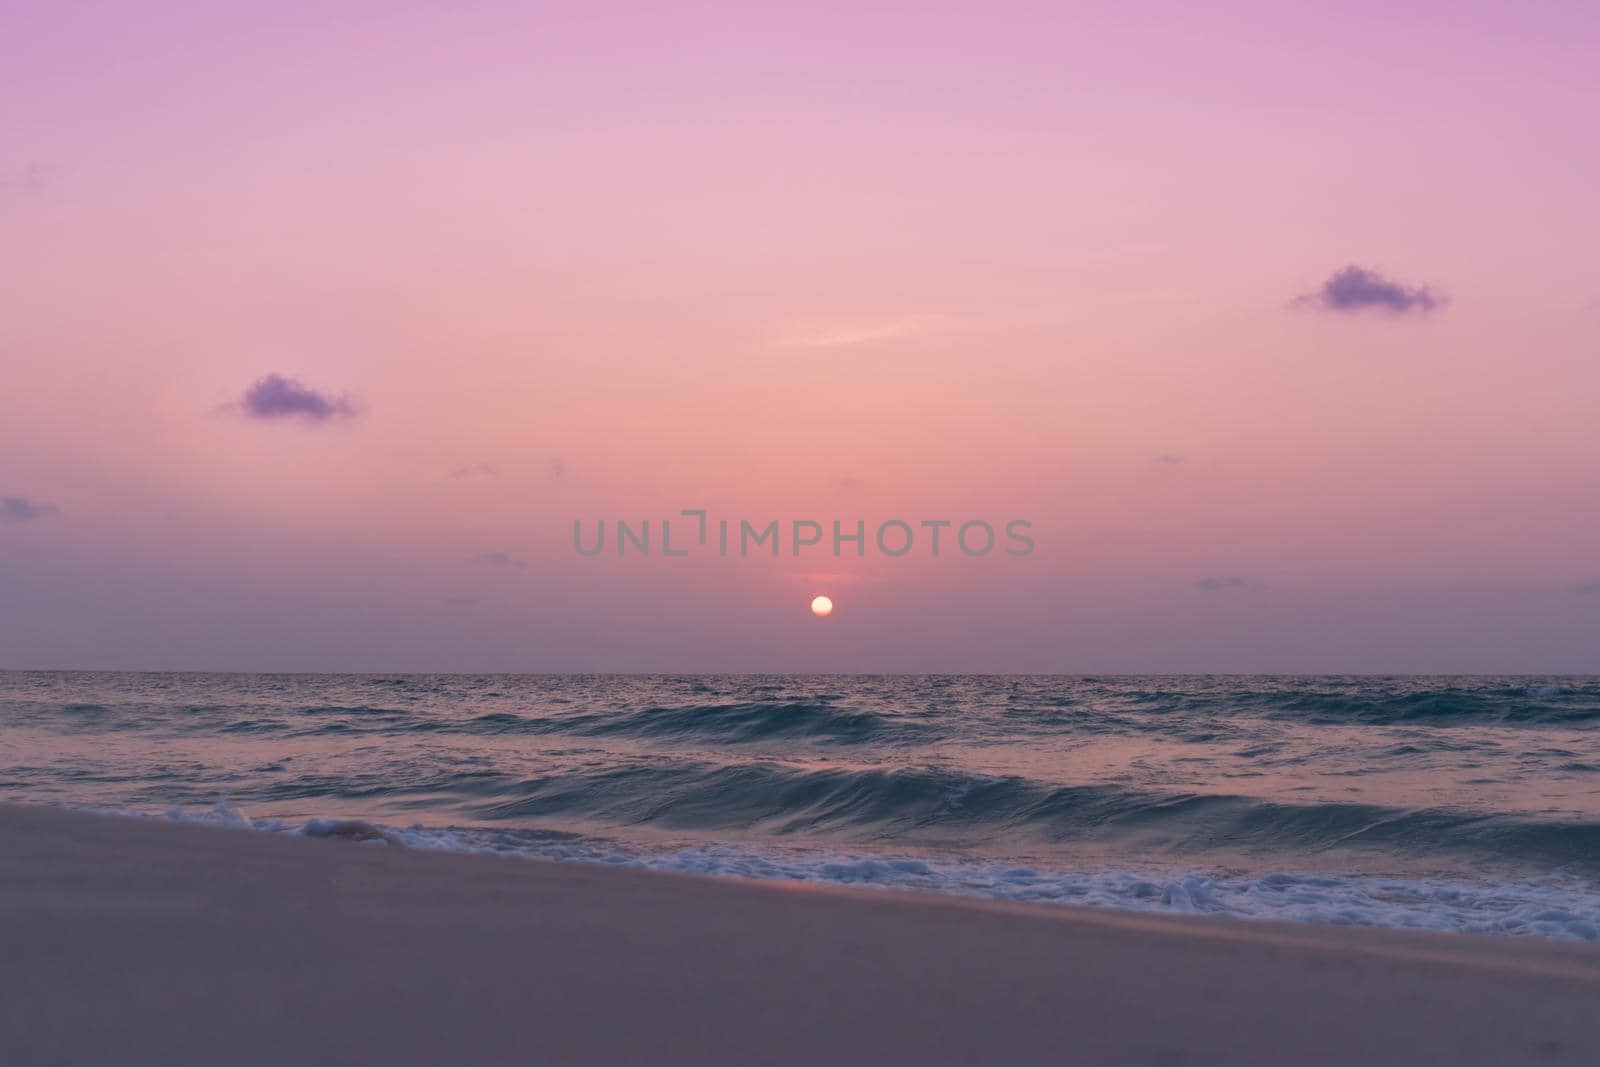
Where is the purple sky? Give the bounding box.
[2,1,1598,672]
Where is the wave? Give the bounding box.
[446,759,1600,871]
[141,801,1600,942]
[466,700,927,745]
[292,681,1600,736]
[9,678,1600,746]
[77,751,1600,873]
[1097,679,1600,725]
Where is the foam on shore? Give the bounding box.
[132,800,1600,942]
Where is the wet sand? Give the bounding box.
[2,802,1597,1066]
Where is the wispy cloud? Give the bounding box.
[550,457,567,481]
[238,374,357,422]
[777,315,945,350]
[1194,577,1249,591]
[1578,582,1600,595]
[449,463,498,481]
[1293,266,1444,314]
[831,475,865,491]
[466,551,526,569]
[1,496,59,522]
[1154,453,1183,465]
[792,570,877,587]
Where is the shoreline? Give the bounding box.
[107,800,1600,943]
[3,802,1598,1065]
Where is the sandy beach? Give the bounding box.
[0,803,1596,1065]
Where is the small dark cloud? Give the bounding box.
[239,374,356,422]
[1154,454,1183,466]
[2,496,58,522]
[467,551,526,569]
[1194,577,1249,591]
[1294,265,1444,314]
[0,162,50,193]
[832,475,865,491]
[1578,582,1600,595]
[550,458,567,481]
[449,463,498,481]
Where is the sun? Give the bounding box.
[810,595,833,618]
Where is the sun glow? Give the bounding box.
[810,595,833,618]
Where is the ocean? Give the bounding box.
[3,672,1597,940]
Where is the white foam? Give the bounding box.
[103,803,1600,943]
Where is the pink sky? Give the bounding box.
[2,1,1598,671]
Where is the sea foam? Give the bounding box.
[130,801,1600,943]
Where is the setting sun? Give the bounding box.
[0,4,1592,1062]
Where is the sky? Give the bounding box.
[2,0,1598,672]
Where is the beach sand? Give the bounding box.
[2,803,1596,1066]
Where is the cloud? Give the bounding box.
[832,475,865,491]
[0,162,50,193]
[777,315,945,349]
[239,374,356,421]
[467,551,526,569]
[1293,266,1444,314]
[1,496,58,522]
[449,463,498,481]
[1194,577,1249,591]
[1154,454,1183,465]
[549,458,567,481]
[1578,583,1600,595]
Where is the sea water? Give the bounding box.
[3,672,1597,940]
